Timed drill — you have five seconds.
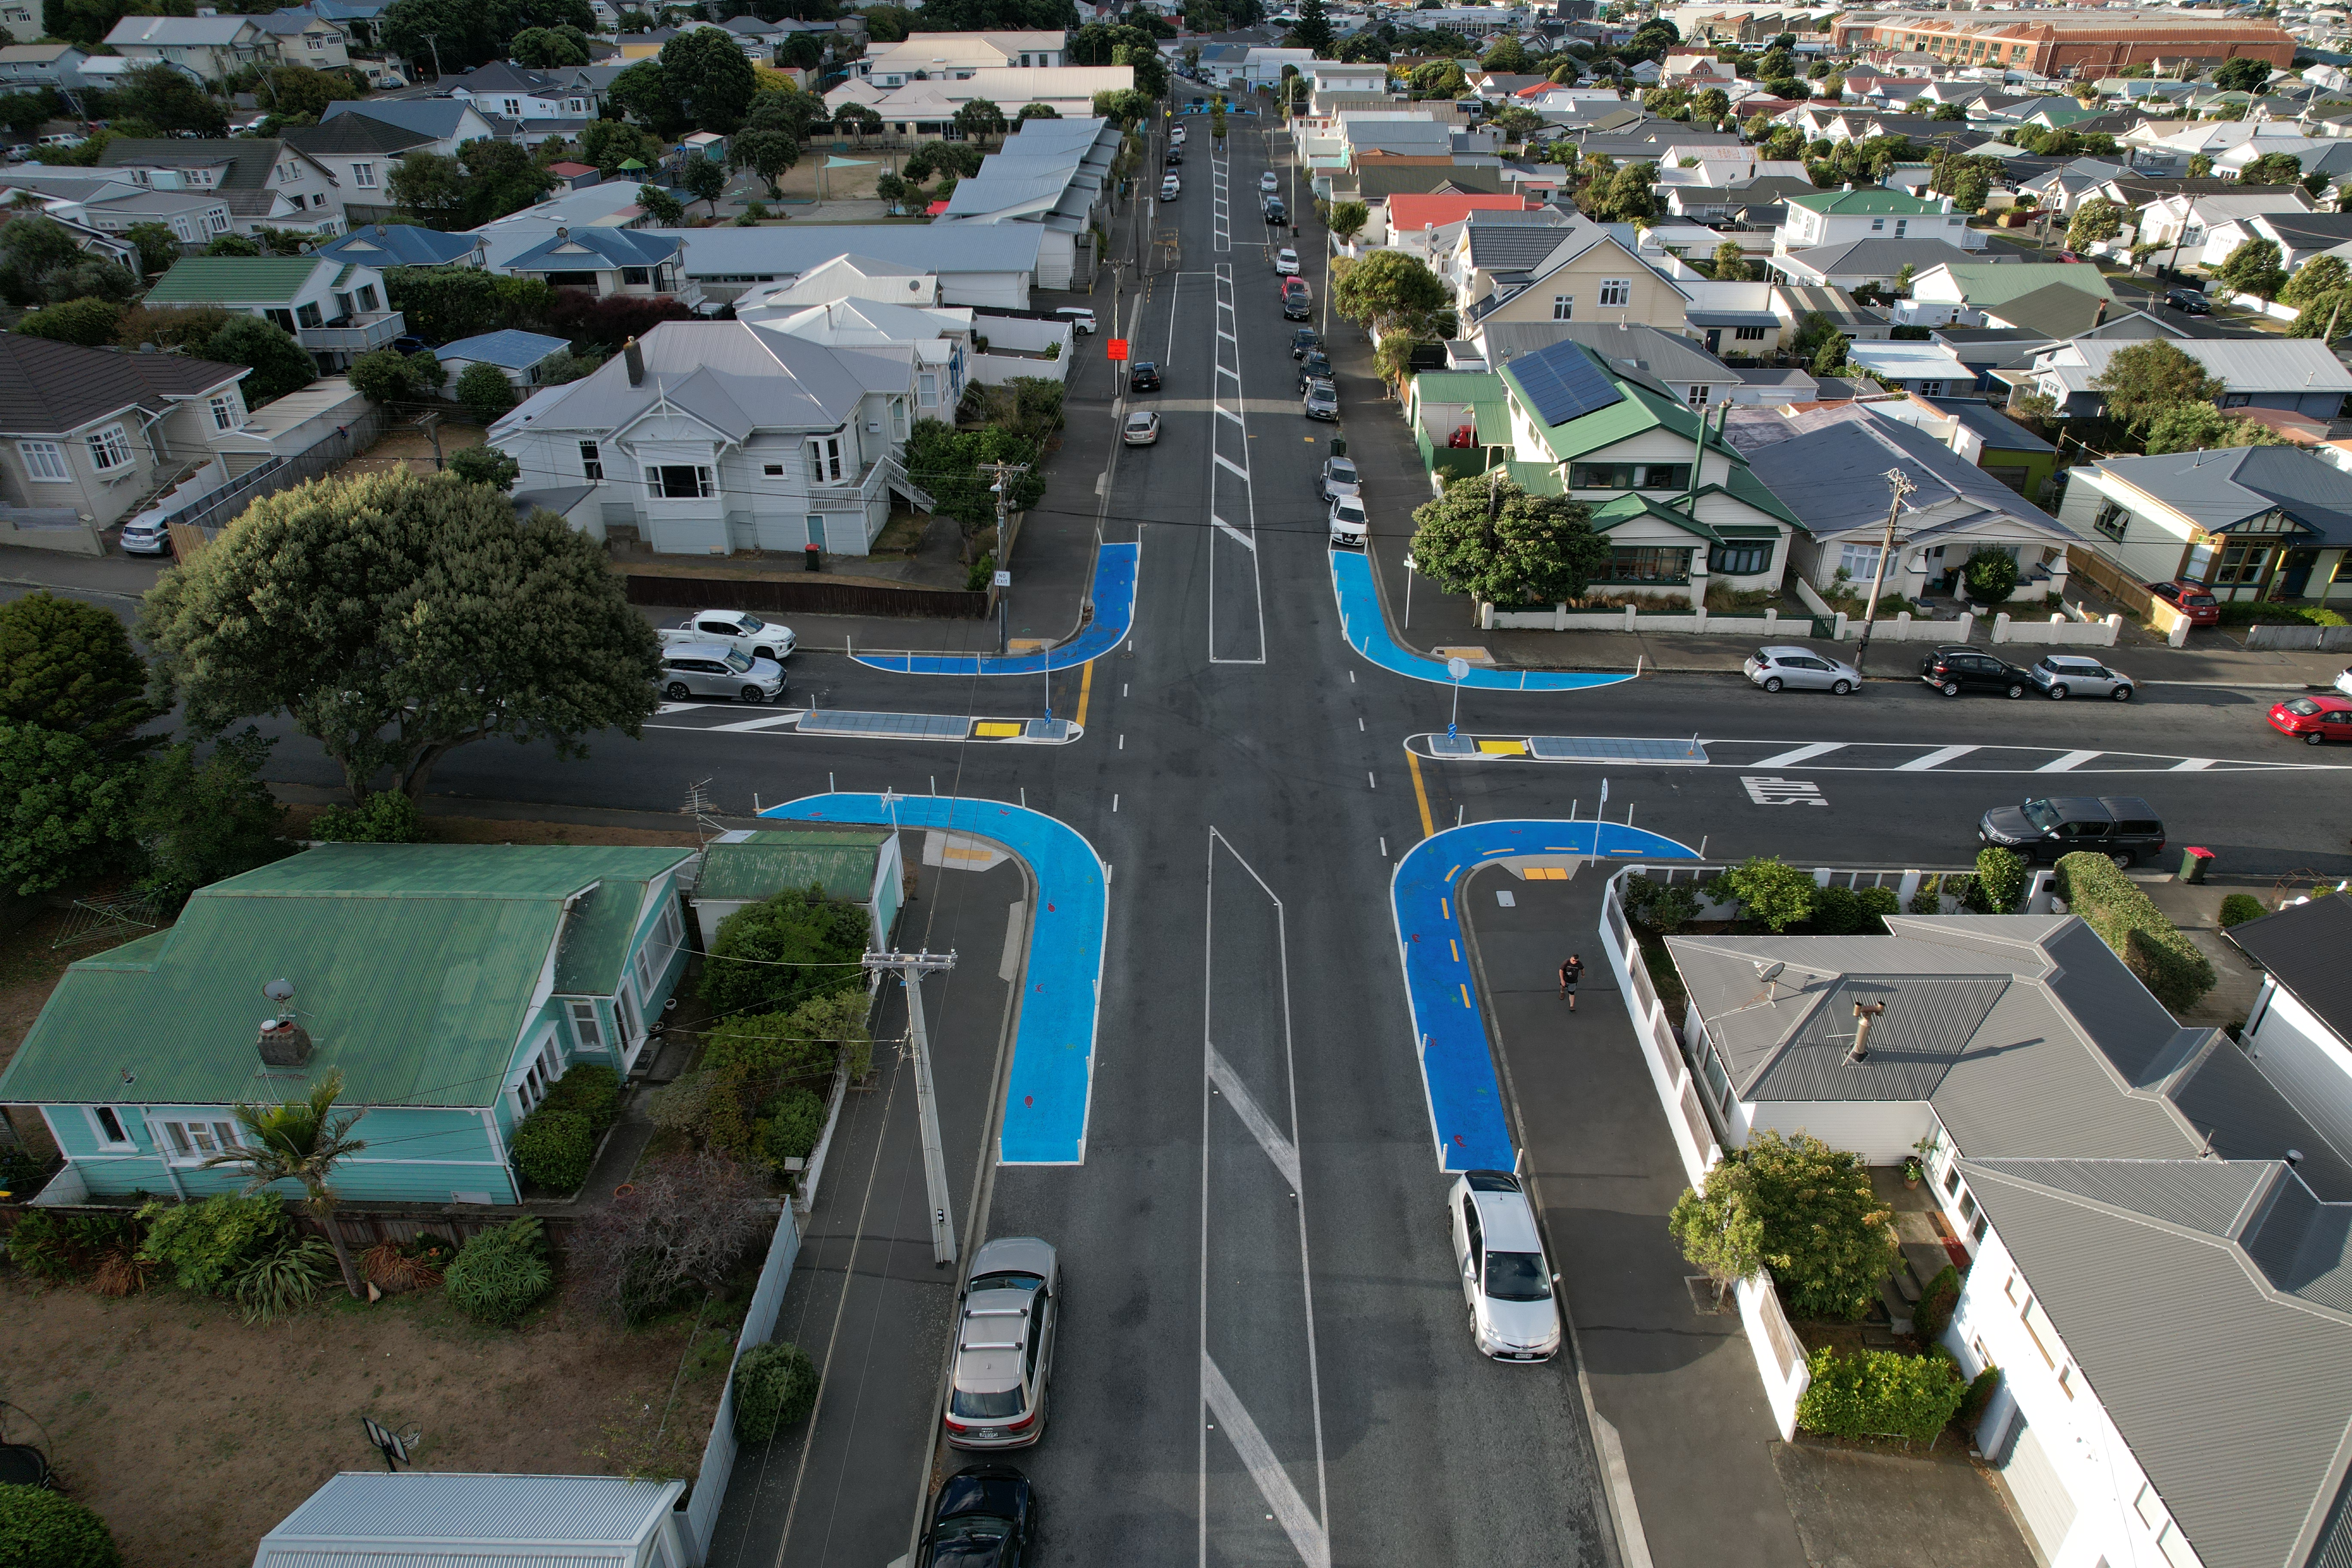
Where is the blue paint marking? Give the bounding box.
[854,542,1138,677]
[1329,550,1634,692]
[759,792,1104,1165]
[1392,818,1699,1172]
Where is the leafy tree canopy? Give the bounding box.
[266,64,360,120]
[2213,55,2271,93]
[1331,247,1449,335]
[661,27,760,132]
[383,0,595,74]
[2217,236,2286,301]
[0,592,158,747]
[203,315,316,405]
[0,720,140,896]
[2092,339,2222,430]
[511,24,591,66]
[1406,473,1610,608]
[607,58,691,137]
[1679,1131,1898,1320]
[134,727,293,908]
[113,61,227,136]
[2143,401,2287,455]
[15,295,124,346]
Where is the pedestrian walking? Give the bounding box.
[1559,954,1583,1010]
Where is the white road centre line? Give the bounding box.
[1206,1042,1301,1188]
[2037,750,2103,772]
[1203,1354,1332,1568]
[1899,744,1979,772]
[1749,741,1845,769]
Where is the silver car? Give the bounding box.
[1449,1171,1561,1362]
[1320,455,1360,501]
[943,1237,1060,1449]
[1303,379,1339,420]
[1743,645,1862,695]
[1329,494,1367,547]
[658,642,785,704]
[2027,653,2133,701]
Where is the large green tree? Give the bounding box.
[2064,195,2122,252]
[2143,402,2286,455]
[608,58,691,138]
[2213,55,2271,93]
[661,27,760,132]
[580,118,667,177]
[0,592,158,747]
[0,722,139,895]
[266,64,360,120]
[133,727,293,907]
[2283,252,2348,309]
[2217,236,2286,301]
[2092,339,2223,430]
[1332,248,1449,337]
[202,316,316,404]
[138,470,662,803]
[1406,474,1610,609]
[2238,150,2306,187]
[511,23,592,66]
[1285,0,1332,54]
[729,128,799,198]
[383,0,595,74]
[113,62,227,136]
[1675,1131,1898,1320]
[952,95,1007,145]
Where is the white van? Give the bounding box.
[1160,174,1180,200]
[1053,306,1096,336]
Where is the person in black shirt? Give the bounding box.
[1559,954,1584,1010]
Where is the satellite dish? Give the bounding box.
[1754,961,1785,983]
[263,978,295,1004]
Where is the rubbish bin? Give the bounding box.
[2180,846,2214,884]
[803,544,822,573]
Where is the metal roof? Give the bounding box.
[436,331,571,370]
[317,225,486,270]
[1777,236,1975,281]
[650,225,1044,282]
[2078,446,2352,548]
[257,1473,685,1563]
[501,228,680,272]
[145,256,335,307]
[699,828,888,903]
[1740,406,2073,545]
[2228,894,2352,1050]
[497,321,879,441]
[0,334,246,437]
[1482,322,1733,385]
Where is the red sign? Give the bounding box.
[1106,337,1129,361]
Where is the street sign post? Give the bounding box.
[1446,656,1469,742]
[1106,337,1129,361]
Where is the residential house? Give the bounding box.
[1775,184,1982,254]
[1770,236,1977,292]
[690,828,905,951]
[1842,338,1976,397]
[1902,259,2114,328]
[1441,216,1692,335]
[142,255,403,371]
[248,9,351,70]
[727,253,941,314]
[77,189,235,248]
[824,66,1133,143]
[486,320,936,556]
[95,138,344,238]
[318,97,506,154]
[2025,336,2352,423]
[1681,277,1788,356]
[2230,894,2352,1164]
[0,43,88,92]
[1660,46,1737,84]
[101,14,275,80]
[2056,444,2352,605]
[2137,187,2315,259]
[434,330,573,393]
[1367,191,1538,251]
[854,29,1067,82]
[932,115,1117,290]
[2196,208,2352,276]
[744,296,973,413]
[1735,401,2077,600]
[445,61,601,138]
[1476,320,1743,413]
[0,844,698,1207]
[1773,282,1892,343]
[1917,395,2060,499]
[649,227,1042,310]
[0,205,135,273]
[282,115,435,227]
[0,335,252,529]
[473,184,653,274]
[1658,906,2352,1568]
[1486,337,1801,598]
[495,227,689,303]
[315,222,487,270]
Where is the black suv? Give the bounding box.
[1919,646,2034,698]
[1129,360,1160,392]
[1290,327,1321,359]
[1296,349,1332,389]
[1264,196,1287,224]
[1978,795,2167,867]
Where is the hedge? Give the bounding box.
[1795,1346,1966,1443]
[0,1484,122,1568]
[1914,1264,1960,1343]
[2219,894,2267,929]
[2055,851,2216,1010]
[542,1063,622,1139]
[513,1107,594,1194]
[733,1340,821,1442]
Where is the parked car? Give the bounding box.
[1303,378,1339,420]
[1260,170,1279,192]
[657,610,796,661]
[1264,196,1287,224]
[2164,287,2210,315]
[1129,360,1160,392]
[2146,579,2219,627]
[1320,455,1360,500]
[1978,795,2167,867]
[1053,306,1095,337]
[1918,646,2034,698]
[1289,327,1321,359]
[116,514,171,557]
[658,644,786,704]
[1160,175,1181,200]
[1743,646,1862,695]
[1170,123,1185,144]
[911,1465,1035,1568]
[1165,148,1182,165]
[1296,350,1333,390]
[2270,693,2352,744]
[2335,665,2352,698]
[2027,653,2133,701]
[1448,1170,1561,1362]
[1121,410,1160,445]
[1329,494,1367,547]
[944,1237,1059,1449]
[1281,278,1312,320]
[1274,246,1299,276]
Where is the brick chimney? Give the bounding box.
[258,1017,312,1068]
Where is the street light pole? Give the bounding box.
[862,941,959,1266]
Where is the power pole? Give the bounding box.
[980,458,1028,654]
[862,946,959,1265]
[1850,467,1915,674]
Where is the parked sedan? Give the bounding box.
[2270,694,2352,744]
[912,1466,1036,1568]
[1290,327,1321,359]
[1129,360,1160,392]
[1303,379,1339,420]
[2165,287,2210,315]
[1274,246,1299,276]
[658,643,786,704]
[1320,455,1360,500]
[1296,350,1333,390]
[1260,170,1279,192]
[1121,410,1160,445]
[1743,645,1862,694]
[1918,646,2034,698]
[2027,653,2133,701]
[1449,1170,1562,1362]
[2147,579,2220,627]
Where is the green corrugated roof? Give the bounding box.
[142,256,329,306]
[0,844,691,1110]
[1506,460,1563,496]
[699,829,888,904]
[1411,371,1507,405]
[1784,187,1947,215]
[1926,261,2114,308]
[552,879,649,996]
[1590,490,1720,542]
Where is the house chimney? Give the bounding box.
[624,335,644,386]
[1842,180,1853,192]
[257,1017,313,1068]
[1848,1000,1886,1062]
[2092,297,2107,326]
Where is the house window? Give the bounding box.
[633,932,659,996]
[1687,383,1710,409]
[503,98,523,117]
[2092,499,2127,541]
[1602,546,1691,583]
[1895,218,1908,236]
[17,441,68,482]
[2214,542,2270,585]
[1711,541,1773,576]
[296,302,324,329]
[2019,1292,2058,1367]
[1839,542,1884,580]
[892,398,908,439]
[2221,392,2250,409]
[355,285,379,313]
[85,423,132,473]
[568,998,605,1054]
[808,435,844,483]
[1871,217,1885,231]
[209,395,236,431]
[1568,462,1688,490]
[579,441,602,481]
[89,1106,133,1146]
[209,211,230,234]
[616,982,643,1043]
[514,1038,557,1112]
[1598,278,1632,306]
[161,1119,240,1160]
[918,371,939,407]
[649,464,714,499]
[621,266,650,286]
[1734,325,1765,340]
[1553,293,1574,320]
[352,161,376,187]
[310,193,328,209]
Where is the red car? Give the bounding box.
[2147,579,2221,627]
[2269,694,2352,744]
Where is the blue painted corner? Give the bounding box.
[1392,819,1699,1172]
[1329,550,1635,692]
[759,793,1103,1165]
[854,542,1138,677]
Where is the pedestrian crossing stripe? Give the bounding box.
[974,721,1023,737]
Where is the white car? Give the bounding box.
[1328,494,1367,548]
[1170,123,1186,144]
[1259,171,1278,192]
[1161,175,1180,199]
[1274,247,1299,276]
[655,610,796,662]
[117,514,171,557]
[1449,1170,1561,1362]
[2335,665,2352,698]
[1122,410,1161,445]
[1319,455,1359,501]
[1054,306,1095,336]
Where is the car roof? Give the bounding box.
[971,1235,1057,1279]
[2095,795,2156,815]
[1326,456,1354,469]
[1468,1185,1544,1252]
[935,1465,1029,1525]
[955,1291,1036,1396]
[1124,410,1155,425]
[664,642,735,661]
[1756,644,1818,658]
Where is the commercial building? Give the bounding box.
[1833,9,2295,80]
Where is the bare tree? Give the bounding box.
[567,1149,774,1324]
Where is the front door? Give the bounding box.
[2280,547,2319,599]
[1703,328,1722,352]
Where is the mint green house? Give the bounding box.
[0,844,696,1207]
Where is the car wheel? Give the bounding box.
[1941,680,1962,697]
[2109,850,2136,869]
[2110,685,2132,702]
[740,686,767,704]
[2310,731,2327,746]
[664,682,690,700]
[1832,679,1853,695]
[1763,676,1783,692]
[2046,683,2067,700]
[753,646,775,660]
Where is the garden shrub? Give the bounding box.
[2215,600,2348,628]
[762,1087,826,1166]
[2219,893,2267,928]
[0,1482,122,1568]
[1705,857,1815,931]
[0,1142,48,1200]
[704,1011,833,1080]
[1855,886,1900,932]
[7,1211,138,1284]
[542,1063,622,1138]
[733,1340,821,1442]
[1810,885,1864,934]
[699,884,871,1017]
[445,1216,553,1326]
[513,1107,594,1194]
[1961,547,2018,605]
[1972,847,2030,913]
[2055,852,2216,1010]
[309,791,420,843]
[136,1193,287,1295]
[1957,1365,2003,1430]
[1795,1346,1966,1443]
[1620,876,1698,934]
[230,1236,335,1323]
[1914,1263,1960,1342]
[647,1070,716,1131]
[1907,873,1943,915]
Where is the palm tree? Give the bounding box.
[204,1069,369,1299]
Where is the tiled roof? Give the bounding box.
[0,334,247,435]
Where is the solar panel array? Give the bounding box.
[1509,341,1624,428]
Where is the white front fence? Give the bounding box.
[1989,611,2122,647]
[683,1201,802,1562]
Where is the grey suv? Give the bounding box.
[658,642,785,704]
[1978,794,2167,867]
[943,1237,1060,1449]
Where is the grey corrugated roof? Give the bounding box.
[2229,894,2352,1050]
[2043,916,2194,1086]
[1779,236,1975,279]
[1963,1157,2274,1237]
[2076,447,2352,550]
[1463,218,1581,273]
[652,225,1043,282]
[1925,397,2055,454]
[257,1473,683,1558]
[495,321,866,440]
[1747,975,2012,1102]
[2170,1039,2352,1198]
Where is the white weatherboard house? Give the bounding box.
[2055,446,2352,606]
[2230,894,2352,1176]
[488,322,934,557]
[1655,904,2352,1568]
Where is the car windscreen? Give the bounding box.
[1329,460,1356,481]
[737,614,764,632]
[2185,592,2217,606]
[930,1515,1014,1544]
[2023,799,2064,831]
[949,1386,1025,1419]
[1483,1251,1552,1302]
[725,649,755,674]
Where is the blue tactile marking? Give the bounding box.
[853,542,1138,677]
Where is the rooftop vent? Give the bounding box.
[1848,999,1887,1063]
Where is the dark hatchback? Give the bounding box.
[1296,349,1332,389]
[1129,360,1160,392]
[1918,646,2035,698]
[916,1465,1035,1567]
[1978,794,2167,867]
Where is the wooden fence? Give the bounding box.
[625,574,987,620]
